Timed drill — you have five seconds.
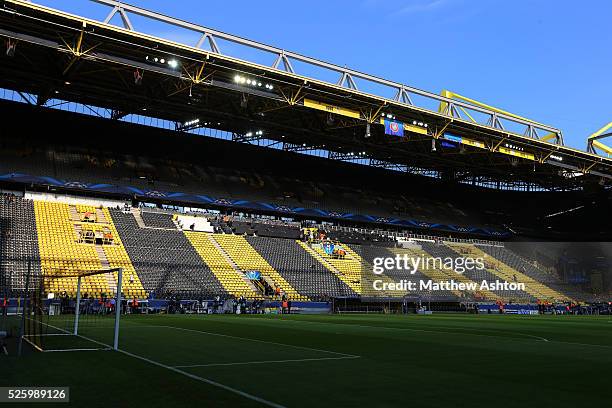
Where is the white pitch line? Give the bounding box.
[347,323,551,342]
[246,317,551,342]
[124,324,359,358]
[116,347,287,408]
[410,324,550,342]
[174,355,361,368]
[546,341,612,349]
[43,348,107,353]
[29,319,287,408]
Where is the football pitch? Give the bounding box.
[3,313,611,407]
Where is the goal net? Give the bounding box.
[19,268,124,353]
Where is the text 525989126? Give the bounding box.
[0,387,69,403]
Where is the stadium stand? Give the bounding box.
[33,201,145,297]
[246,236,357,299]
[212,234,307,300]
[0,194,41,296]
[419,242,531,301]
[2,103,611,242]
[299,241,362,295]
[0,120,504,237]
[0,196,597,302]
[356,244,458,300]
[109,209,226,298]
[477,245,581,300]
[232,218,301,239]
[323,228,396,246]
[448,243,570,301]
[184,231,262,298]
[386,246,470,299]
[140,211,177,229]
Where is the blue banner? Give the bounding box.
[384,119,404,137]
[443,133,463,143]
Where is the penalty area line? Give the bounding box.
[29,319,287,408]
[123,324,360,358]
[261,318,551,342]
[174,355,361,368]
[115,347,287,408]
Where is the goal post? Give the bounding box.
[72,268,123,350]
[19,267,124,354]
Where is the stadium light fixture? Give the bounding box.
[411,120,428,129]
[184,119,200,127]
[146,55,180,70]
[504,143,524,152]
[234,74,274,90]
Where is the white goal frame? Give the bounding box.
[20,267,124,353]
[73,267,123,350]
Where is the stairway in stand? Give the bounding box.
[95,245,117,295]
[130,208,147,228]
[207,234,262,295]
[183,231,263,299]
[296,240,361,294]
[95,208,108,223]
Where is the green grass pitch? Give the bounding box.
[3,313,611,407]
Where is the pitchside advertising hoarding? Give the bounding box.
[359,242,610,308]
[244,271,261,280]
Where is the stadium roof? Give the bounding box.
[0,0,611,190]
